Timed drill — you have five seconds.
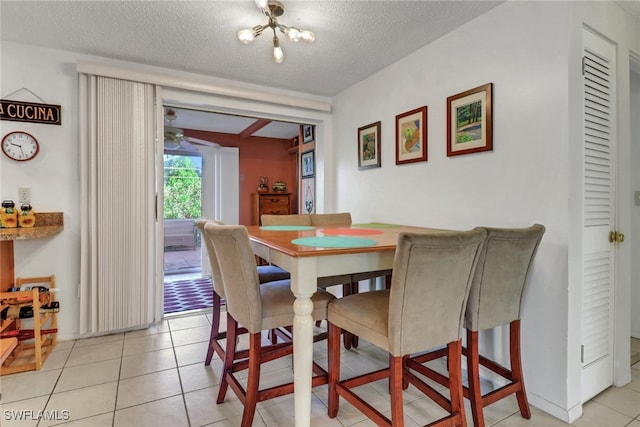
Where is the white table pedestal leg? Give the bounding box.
[293,296,314,426]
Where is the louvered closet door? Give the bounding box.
[581,29,617,402]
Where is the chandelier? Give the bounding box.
[237,0,315,63]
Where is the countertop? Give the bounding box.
[0,212,64,241]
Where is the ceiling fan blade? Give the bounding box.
[179,139,200,152]
[186,137,221,149]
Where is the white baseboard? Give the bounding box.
[527,392,583,424]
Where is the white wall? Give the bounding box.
[1,0,638,422]
[1,44,82,340]
[330,0,638,422]
[0,42,332,340]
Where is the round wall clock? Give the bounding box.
[1,131,40,161]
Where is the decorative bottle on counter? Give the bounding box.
[0,200,18,228]
[18,203,36,228]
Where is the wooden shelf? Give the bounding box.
[1,212,64,293]
[0,212,64,241]
[0,275,58,375]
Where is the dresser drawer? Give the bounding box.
[251,193,292,225]
[260,196,289,208]
[262,207,290,215]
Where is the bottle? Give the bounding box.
[1,305,34,320]
[18,203,36,228]
[0,200,18,228]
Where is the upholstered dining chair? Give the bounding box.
[311,212,393,349]
[194,220,290,365]
[260,213,312,226]
[309,212,352,226]
[408,224,545,427]
[203,223,335,427]
[260,213,354,291]
[327,228,487,427]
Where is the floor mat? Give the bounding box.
[164,277,214,314]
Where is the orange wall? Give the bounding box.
[185,129,298,225]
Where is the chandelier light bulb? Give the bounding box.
[272,36,284,63]
[285,27,302,42]
[238,28,255,44]
[299,30,315,43]
[255,0,269,11]
[239,1,312,63]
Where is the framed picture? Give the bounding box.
[396,106,427,165]
[301,149,315,178]
[301,177,315,214]
[357,121,381,170]
[302,124,314,143]
[447,83,493,157]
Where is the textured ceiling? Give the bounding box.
[3,1,637,139]
[0,0,504,98]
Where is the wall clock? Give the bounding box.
[1,131,40,161]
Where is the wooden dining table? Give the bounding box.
[245,223,431,426]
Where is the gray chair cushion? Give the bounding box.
[464,224,545,331]
[197,219,290,298]
[204,223,335,334]
[261,214,312,226]
[329,290,390,350]
[196,219,225,297]
[256,264,291,283]
[329,228,487,356]
[260,279,336,330]
[310,213,352,226]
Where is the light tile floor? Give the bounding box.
[2,314,640,427]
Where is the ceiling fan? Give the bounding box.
[164,108,221,152]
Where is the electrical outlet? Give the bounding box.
[18,187,31,204]
[635,191,640,207]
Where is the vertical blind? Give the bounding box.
[79,74,156,334]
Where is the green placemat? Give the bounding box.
[352,222,401,228]
[260,225,316,231]
[292,236,378,248]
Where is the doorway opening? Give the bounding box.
[162,150,209,316]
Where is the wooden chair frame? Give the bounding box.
[409,321,530,427]
[328,323,467,427]
[217,313,329,427]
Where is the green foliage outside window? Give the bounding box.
[164,155,202,219]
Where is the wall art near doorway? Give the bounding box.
[301,177,315,214]
[302,124,314,143]
[447,83,493,157]
[301,149,315,178]
[357,121,381,170]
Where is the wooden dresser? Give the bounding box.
[250,193,292,225]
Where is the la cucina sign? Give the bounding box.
[0,100,61,125]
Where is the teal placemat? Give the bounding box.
[292,236,378,248]
[260,225,316,231]
[352,222,401,228]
